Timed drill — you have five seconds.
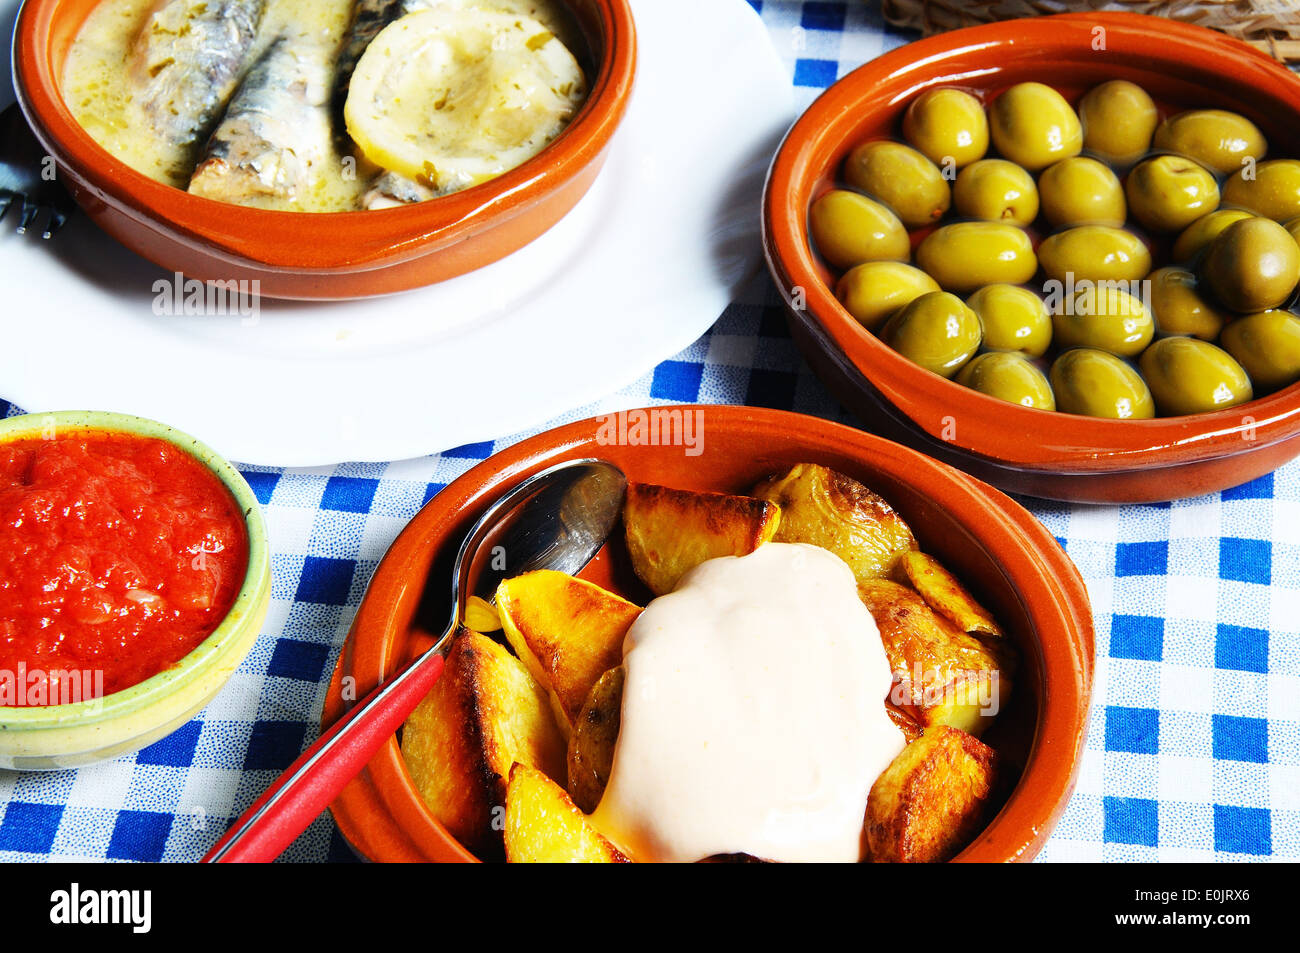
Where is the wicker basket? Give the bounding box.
[881,1,1300,67]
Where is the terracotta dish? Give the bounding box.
[763,12,1300,503]
[13,0,636,299]
[323,406,1094,862]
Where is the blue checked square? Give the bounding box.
[1110,614,1164,661]
[0,802,63,853]
[295,556,356,606]
[267,639,330,682]
[758,305,788,338]
[1222,472,1273,500]
[136,720,202,767]
[1104,796,1159,847]
[321,476,379,514]
[239,470,280,505]
[423,482,447,506]
[1212,715,1268,764]
[106,810,172,862]
[745,368,798,410]
[801,3,847,31]
[1116,541,1168,577]
[793,58,838,88]
[1216,624,1269,674]
[327,827,362,863]
[650,361,703,402]
[1220,537,1271,585]
[1106,707,1159,755]
[1214,804,1271,855]
[244,721,309,770]
[443,440,494,460]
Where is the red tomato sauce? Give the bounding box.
[0,430,249,704]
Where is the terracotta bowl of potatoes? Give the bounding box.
[324,406,1093,863]
[764,12,1300,503]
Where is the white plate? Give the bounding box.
[0,0,791,466]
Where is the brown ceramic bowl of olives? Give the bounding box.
[763,12,1300,503]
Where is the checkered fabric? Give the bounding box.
[2,1,1297,863]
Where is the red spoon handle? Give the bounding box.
[202,650,447,863]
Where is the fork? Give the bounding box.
[0,102,75,239]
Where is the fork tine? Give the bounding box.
[41,206,68,240]
[16,197,40,235]
[0,191,12,224]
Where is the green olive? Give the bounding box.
[965,284,1052,357]
[989,82,1083,172]
[915,222,1037,294]
[903,88,989,170]
[952,159,1040,226]
[835,261,942,331]
[1287,216,1300,247]
[1138,337,1253,416]
[956,351,1056,409]
[881,291,983,378]
[1038,157,1126,228]
[1148,267,1229,341]
[1052,284,1155,357]
[1152,109,1268,176]
[1171,209,1254,262]
[1078,80,1158,166]
[1222,159,1300,222]
[809,189,910,270]
[1219,309,1300,393]
[843,140,951,228]
[1050,348,1155,419]
[1125,155,1220,233]
[1037,226,1152,284]
[1201,217,1300,313]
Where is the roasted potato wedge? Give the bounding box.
[859,579,1010,736]
[462,594,503,633]
[752,464,916,582]
[900,551,1002,637]
[865,726,997,863]
[567,666,624,813]
[505,762,631,863]
[401,630,566,860]
[622,482,781,595]
[497,570,641,736]
[886,702,925,743]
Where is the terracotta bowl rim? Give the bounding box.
[762,11,1300,475]
[12,0,637,273]
[324,405,1095,863]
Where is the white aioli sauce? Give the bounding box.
[593,542,905,863]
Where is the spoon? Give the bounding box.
[202,458,628,863]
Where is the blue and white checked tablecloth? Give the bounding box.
[1,1,1297,863]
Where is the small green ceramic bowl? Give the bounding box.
[0,411,271,770]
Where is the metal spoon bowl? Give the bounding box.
[202,458,627,863]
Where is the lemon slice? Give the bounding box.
[345,7,587,194]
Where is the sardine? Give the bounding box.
[130,0,267,149]
[361,170,436,209]
[188,37,333,206]
[334,0,410,122]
